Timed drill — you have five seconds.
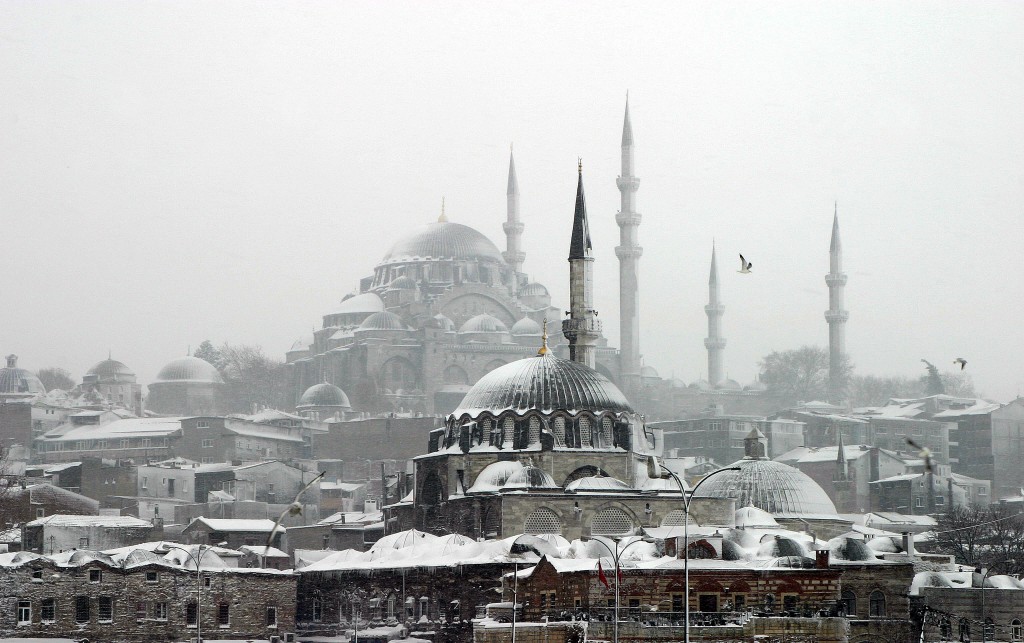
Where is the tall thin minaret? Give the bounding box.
[616,96,643,396]
[503,146,525,290]
[563,161,602,368]
[825,205,849,387]
[704,243,726,385]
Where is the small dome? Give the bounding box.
[510,317,542,336]
[381,221,505,265]
[468,461,524,494]
[693,457,838,516]
[670,377,687,389]
[641,476,687,494]
[388,276,417,290]
[430,314,455,331]
[86,358,135,380]
[503,465,559,490]
[0,355,45,395]
[331,292,385,316]
[359,311,409,332]
[716,378,742,390]
[453,354,634,418]
[519,282,549,297]
[298,381,351,409]
[155,356,224,384]
[735,505,780,528]
[641,365,660,378]
[565,475,631,493]
[459,313,509,335]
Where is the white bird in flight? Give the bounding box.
[954,358,967,370]
[906,438,934,474]
[738,254,752,274]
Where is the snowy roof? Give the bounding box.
[934,400,1001,417]
[775,445,872,464]
[189,518,285,533]
[321,481,364,492]
[39,417,184,442]
[870,473,924,484]
[26,514,152,528]
[222,421,305,443]
[239,545,289,558]
[565,475,632,493]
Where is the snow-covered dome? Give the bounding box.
[716,378,742,391]
[381,221,505,265]
[641,476,687,494]
[331,292,385,316]
[519,282,549,298]
[387,275,417,290]
[85,358,136,382]
[359,311,409,332]
[430,314,455,331]
[0,355,45,395]
[510,317,542,336]
[735,505,780,529]
[565,475,631,493]
[155,356,224,384]
[502,465,559,490]
[468,461,524,494]
[641,365,660,378]
[452,353,635,418]
[459,314,509,335]
[297,381,351,410]
[670,377,687,389]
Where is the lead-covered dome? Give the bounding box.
[693,459,838,516]
[298,381,351,410]
[459,313,509,335]
[0,355,45,395]
[511,317,542,336]
[359,311,409,332]
[453,354,634,418]
[155,356,224,384]
[381,222,505,265]
[86,358,136,381]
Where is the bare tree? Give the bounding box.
[759,345,852,405]
[218,343,292,413]
[35,367,75,392]
[933,505,1024,575]
[849,374,923,407]
[940,371,977,398]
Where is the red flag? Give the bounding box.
[597,560,610,589]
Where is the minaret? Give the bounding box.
[704,243,726,385]
[825,205,849,389]
[563,161,602,368]
[503,147,525,290]
[615,97,643,396]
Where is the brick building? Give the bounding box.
[0,546,296,642]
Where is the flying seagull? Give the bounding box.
[264,471,326,560]
[906,438,934,474]
[738,254,752,274]
[954,358,967,370]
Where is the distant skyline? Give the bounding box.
[2,1,1021,401]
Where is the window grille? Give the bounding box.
[524,508,562,535]
[591,508,634,536]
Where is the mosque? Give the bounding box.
[283,100,849,419]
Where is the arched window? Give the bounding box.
[528,416,541,445]
[591,508,634,536]
[565,418,582,448]
[551,415,566,446]
[661,510,694,527]
[579,415,592,447]
[840,590,856,617]
[1011,618,1022,641]
[868,590,885,618]
[524,508,562,535]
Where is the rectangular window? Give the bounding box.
[41,599,55,623]
[197,420,210,429]
[135,601,146,622]
[186,603,198,626]
[145,571,159,583]
[97,440,107,449]
[31,568,43,580]
[202,439,214,448]
[76,596,90,623]
[98,596,113,622]
[202,457,214,464]
[36,508,45,518]
[183,480,189,493]
[153,602,167,621]
[915,497,925,508]
[88,568,100,581]
[935,495,946,506]
[17,600,31,625]
[979,487,989,496]
[120,439,129,449]
[142,438,152,448]
[266,606,277,627]
[141,476,148,489]
[218,603,230,627]
[203,575,212,588]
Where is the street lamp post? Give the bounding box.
[652,463,741,643]
[163,543,217,643]
[586,531,655,643]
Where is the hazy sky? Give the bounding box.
[2,2,1022,401]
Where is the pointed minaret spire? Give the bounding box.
[704,242,726,385]
[825,203,849,400]
[503,145,526,289]
[616,95,643,400]
[438,196,448,223]
[563,161,602,368]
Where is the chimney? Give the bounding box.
[816,549,831,569]
[902,532,916,558]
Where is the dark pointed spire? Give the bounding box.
[836,430,849,479]
[830,202,841,254]
[621,94,634,147]
[569,160,592,260]
[507,145,518,196]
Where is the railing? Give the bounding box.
[538,609,751,627]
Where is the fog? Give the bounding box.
[2,1,1021,400]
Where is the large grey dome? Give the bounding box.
[155,356,224,384]
[453,354,634,418]
[693,458,838,516]
[359,311,409,332]
[0,355,45,395]
[85,358,136,382]
[298,381,351,409]
[381,222,505,265]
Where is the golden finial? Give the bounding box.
[577,158,582,175]
[438,196,448,223]
[537,319,549,356]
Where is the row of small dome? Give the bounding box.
[308,309,548,338]
[0,354,227,396]
[463,461,681,495]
